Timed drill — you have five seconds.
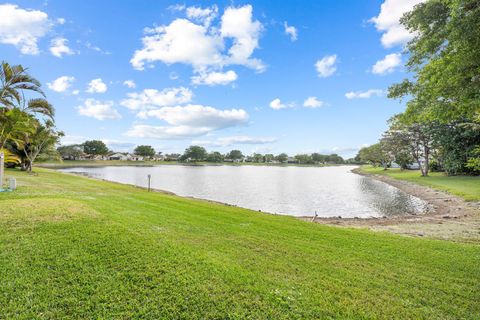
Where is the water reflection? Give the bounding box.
[60,165,429,218]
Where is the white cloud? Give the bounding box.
[0,4,51,54]
[126,104,249,140]
[121,87,193,111]
[47,76,75,93]
[345,89,384,99]
[60,135,86,145]
[138,104,248,127]
[191,70,237,86]
[269,98,296,110]
[193,135,277,147]
[315,55,337,78]
[269,98,286,110]
[86,78,108,93]
[56,18,66,25]
[49,37,74,58]
[102,139,135,152]
[370,0,424,48]
[123,80,136,88]
[220,5,264,71]
[284,22,297,41]
[77,99,121,120]
[186,5,218,26]
[72,89,80,95]
[131,19,223,70]
[126,125,211,140]
[303,96,324,108]
[131,5,264,73]
[372,53,401,74]
[85,41,111,55]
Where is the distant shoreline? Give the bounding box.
[37,160,350,169]
[303,167,480,242]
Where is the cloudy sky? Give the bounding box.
[0,0,423,157]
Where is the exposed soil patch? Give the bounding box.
[300,168,480,243]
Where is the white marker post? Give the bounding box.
[0,152,4,190]
[147,174,151,192]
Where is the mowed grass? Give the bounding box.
[361,166,480,201]
[0,169,479,319]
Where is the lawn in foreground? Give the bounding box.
[0,169,479,319]
[361,166,480,201]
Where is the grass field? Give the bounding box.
[360,166,480,201]
[1,168,479,319]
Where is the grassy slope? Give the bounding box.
[360,166,480,201]
[0,169,479,319]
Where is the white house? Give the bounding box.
[127,154,144,161]
[109,153,128,161]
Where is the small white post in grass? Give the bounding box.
[8,178,16,191]
[0,152,4,190]
[147,174,151,192]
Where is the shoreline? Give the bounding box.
[57,167,479,242]
[303,168,479,242]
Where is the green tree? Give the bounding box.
[275,153,288,163]
[294,154,313,164]
[206,151,224,163]
[226,150,244,162]
[18,120,63,172]
[388,0,480,123]
[252,153,264,163]
[311,153,326,163]
[57,145,84,160]
[134,145,156,158]
[264,154,275,163]
[431,121,480,175]
[466,147,480,174]
[181,145,207,162]
[83,140,109,156]
[325,154,344,164]
[382,127,415,170]
[357,143,391,169]
[0,62,52,170]
[0,61,44,110]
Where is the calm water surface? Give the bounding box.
[60,165,428,218]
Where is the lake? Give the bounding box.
[59,165,428,218]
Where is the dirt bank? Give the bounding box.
[301,168,480,243]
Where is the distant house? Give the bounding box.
[91,155,108,161]
[151,153,165,161]
[109,153,128,161]
[287,157,297,164]
[127,154,144,161]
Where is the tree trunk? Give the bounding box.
[423,146,430,177]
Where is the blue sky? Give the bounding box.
[0,0,422,157]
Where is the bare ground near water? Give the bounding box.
[300,168,480,243]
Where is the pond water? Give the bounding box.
[59,165,428,218]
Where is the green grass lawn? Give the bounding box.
[360,166,480,201]
[1,168,479,319]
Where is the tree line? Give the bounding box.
[57,141,347,164]
[0,62,63,172]
[178,145,345,164]
[356,0,480,176]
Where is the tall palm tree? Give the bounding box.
[0,61,53,180]
[0,61,45,109]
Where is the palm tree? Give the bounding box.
[0,61,53,178]
[0,61,44,110]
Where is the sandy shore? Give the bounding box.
[300,168,480,243]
